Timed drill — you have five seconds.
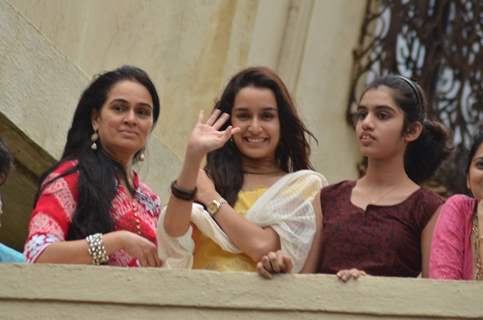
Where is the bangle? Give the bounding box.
[86,233,109,265]
[171,180,197,201]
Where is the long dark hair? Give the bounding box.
[205,66,316,205]
[35,65,160,240]
[466,131,483,175]
[362,75,452,183]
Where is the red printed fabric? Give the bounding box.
[317,181,443,277]
[24,160,161,266]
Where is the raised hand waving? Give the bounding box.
[187,109,240,156]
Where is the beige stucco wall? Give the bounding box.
[293,1,362,180]
[5,0,363,184]
[0,0,364,248]
[6,0,258,166]
[1,264,482,319]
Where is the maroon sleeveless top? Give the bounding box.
[317,181,443,277]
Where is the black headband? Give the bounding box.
[396,75,426,121]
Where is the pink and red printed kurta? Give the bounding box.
[24,160,161,266]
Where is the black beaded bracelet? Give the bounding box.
[170,180,197,201]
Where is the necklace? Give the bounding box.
[367,184,399,205]
[366,184,400,205]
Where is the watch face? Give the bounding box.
[207,201,219,214]
[207,198,226,215]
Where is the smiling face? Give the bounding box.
[231,86,280,162]
[355,86,421,160]
[92,80,154,165]
[467,143,483,201]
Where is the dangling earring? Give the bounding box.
[139,152,145,162]
[90,131,99,150]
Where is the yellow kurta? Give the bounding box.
[192,188,267,271]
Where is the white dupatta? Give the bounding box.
[157,170,327,272]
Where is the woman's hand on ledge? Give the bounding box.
[35,231,162,267]
[336,268,367,282]
[256,250,293,279]
[109,231,163,267]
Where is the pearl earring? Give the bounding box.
[139,152,145,162]
[90,131,99,150]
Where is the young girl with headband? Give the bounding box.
[258,74,452,279]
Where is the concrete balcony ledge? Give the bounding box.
[0,264,482,319]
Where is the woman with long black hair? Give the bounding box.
[158,67,327,272]
[24,65,162,267]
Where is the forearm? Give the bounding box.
[213,205,280,262]
[298,241,320,273]
[35,231,125,264]
[164,109,238,237]
[421,208,440,278]
[164,151,203,237]
[301,193,322,273]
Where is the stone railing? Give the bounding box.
[1,264,482,319]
